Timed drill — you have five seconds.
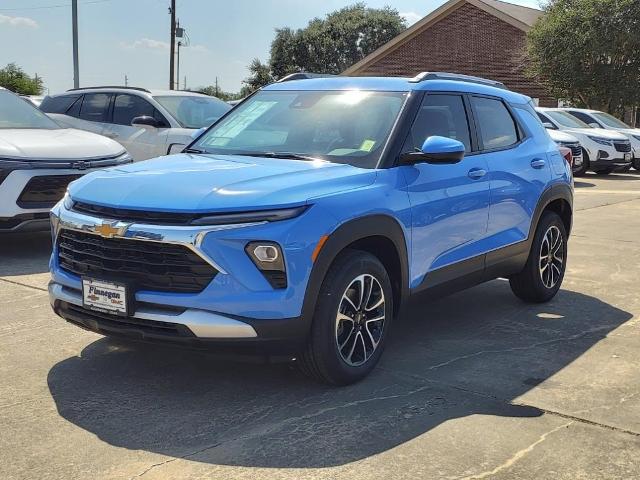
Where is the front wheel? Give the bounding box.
[633,158,640,171]
[573,149,589,176]
[298,250,393,385]
[509,212,567,303]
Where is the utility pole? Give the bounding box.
[72,0,79,88]
[215,76,219,97]
[169,0,176,89]
[124,74,128,86]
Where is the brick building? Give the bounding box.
[343,0,556,106]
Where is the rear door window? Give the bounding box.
[471,97,519,150]
[79,93,111,122]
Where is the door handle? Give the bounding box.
[530,158,546,169]
[468,168,487,179]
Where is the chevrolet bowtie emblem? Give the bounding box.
[94,222,122,238]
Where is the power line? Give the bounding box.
[0,0,112,12]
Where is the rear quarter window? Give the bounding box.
[40,94,81,114]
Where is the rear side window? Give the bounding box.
[113,94,156,125]
[40,94,81,114]
[79,93,111,122]
[404,94,472,153]
[471,97,519,150]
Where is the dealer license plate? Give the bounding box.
[82,278,128,316]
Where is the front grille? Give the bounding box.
[567,144,582,158]
[59,301,194,338]
[72,201,199,225]
[17,174,82,208]
[614,141,631,153]
[57,229,218,293]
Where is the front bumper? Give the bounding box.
[49,281,306,354]
[590,157,632,170]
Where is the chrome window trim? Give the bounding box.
[51,203,266,275]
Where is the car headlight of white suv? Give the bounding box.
[587,136,613,146]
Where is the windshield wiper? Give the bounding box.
[183,147,207,154]
[233,152,324,162]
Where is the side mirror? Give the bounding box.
[542,122,556,130]
[131,116,159,129]
[400,136,465,165]
[588,122,600,128]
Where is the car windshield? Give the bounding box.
[153,95,231,129]
[0,90,60,129]
[592,112,630,129]
[191,90,407,168]
[545,110,591,129]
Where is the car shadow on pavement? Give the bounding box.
[47,280,631,468]
[0,232,51,276]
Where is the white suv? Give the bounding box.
[40,87,231,161]
[561,108,640,171]
[0,87,131,233]
[536,107,632,175]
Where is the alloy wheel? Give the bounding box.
[335,274,386,367]
[539,225,564,289]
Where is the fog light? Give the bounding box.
[597,150,609,160]
[245,241,287,289]
[253,245,279,263]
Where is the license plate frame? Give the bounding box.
[82,277,129,316]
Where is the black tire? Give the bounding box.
[509,212,567,303]
[573,149,589,176]
[633,158,640,171]
[298,249,393,385]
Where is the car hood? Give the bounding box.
[563,127,629,141]
[0,128,124,159]
[68,153,377,212]
[614,128,640,139]
[548,129,579,143]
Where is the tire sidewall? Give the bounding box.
[311,251,393,384]
[529,212,568,300]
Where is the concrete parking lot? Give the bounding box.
[1,172,639,480]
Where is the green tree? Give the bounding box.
[526,0,640,115]
[0,63,44,95]
[243,3,406,93]
[196,85,243,102]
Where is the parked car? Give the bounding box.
[0,87,131,233]
[49,73,573,385]
[561,108,640,171]
[40,87,231,161]
[536,107,632,175]
[547,129,584,175]
[21,95,45,107]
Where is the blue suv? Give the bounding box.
[49,72,573,385]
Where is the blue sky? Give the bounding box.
[0,0,540,95]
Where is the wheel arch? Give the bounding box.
[530,183,573,240]
[301,214,410,332]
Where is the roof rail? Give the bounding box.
[409,72,507,90]
[66,86,151,93]
[277,72,336,82]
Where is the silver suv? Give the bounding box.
[41,87,231,161]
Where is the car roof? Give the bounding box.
[561,107,599,114]
[263,75,531,104]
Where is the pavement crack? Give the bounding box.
[425,324,618,371]
[456,421,573,479]
[0,277,47,292]
[129,443,222,479]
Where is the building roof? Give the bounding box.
[343,0,543,75]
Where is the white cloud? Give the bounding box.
[120,38,208,53]
[400,11,422,26]
[0,14,38,28]
[121,38,170,51]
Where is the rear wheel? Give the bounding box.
[298,250,393,385]
[509,212,567,303]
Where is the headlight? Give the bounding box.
[114,151,133,164]
[62,191,74,210]
[245,241,287,289]
[587,136,613,146]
